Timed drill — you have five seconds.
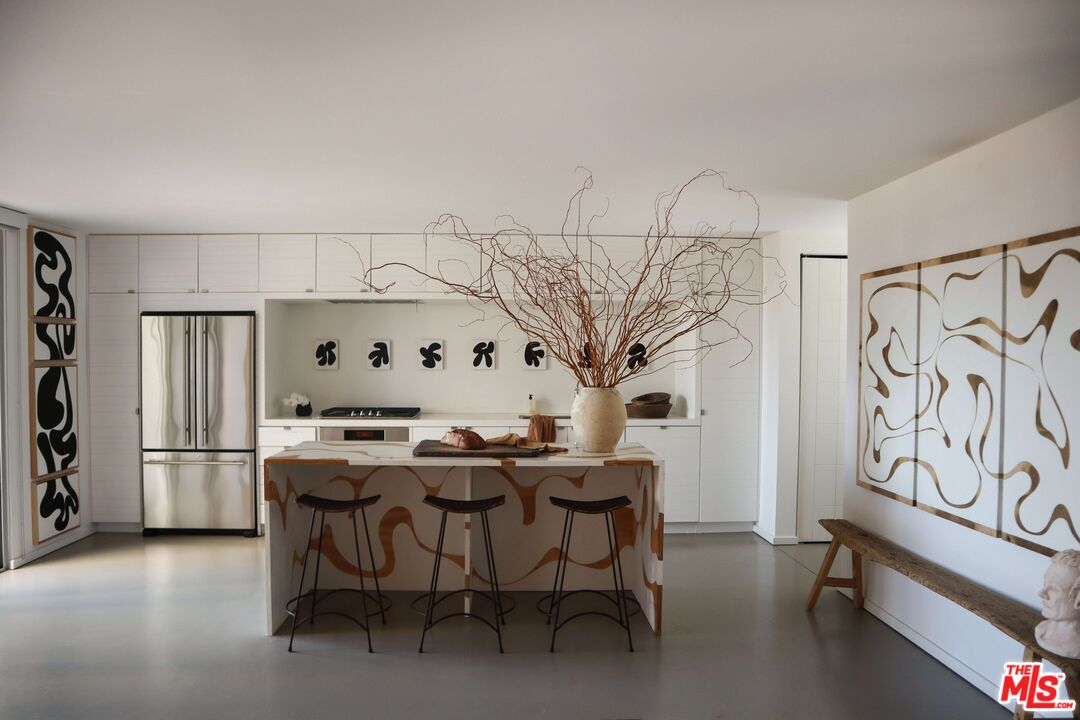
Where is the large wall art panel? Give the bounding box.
[32,321,76,362]
[29,228,77,320]
[914,247,1005,535]
[857,264,921,503]
[30,360,79,479]
[1000,230,1080,553]
[31,473,81,544]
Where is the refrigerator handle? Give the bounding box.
[203,317,210,446]
[184,317,192,446]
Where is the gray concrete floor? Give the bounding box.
[0,532,1006,719]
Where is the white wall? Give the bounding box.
[755,230,846,544]
[264,299,679,417]
[845,97,1080,697]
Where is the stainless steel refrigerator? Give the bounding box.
[140,311,257,535]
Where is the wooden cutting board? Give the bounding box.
[412,439,544,458]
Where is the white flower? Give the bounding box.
[283,393,310,407]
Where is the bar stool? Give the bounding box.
[546,495,635,652]
[416,494,509,653]
[287,493,389,653]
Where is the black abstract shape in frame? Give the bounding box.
[524,341,546,368]
[472,341,495,368]
[33,230,76,319]
[420,342,443,368]
[35,365,78,475]
[315,340,338,367]
[369,341,390,368]
[39,475,80,532]
[627,342,648,371]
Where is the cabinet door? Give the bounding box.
[259,234,316,292]
[427,234,480,290]
[88,235,138,293]
[370,234,427,292]
[88,294,142,523]
[698,304,760,522]
[198,235,259,292]
[625,426,700,523]
[139,235,198,293]
[316,234,371,292]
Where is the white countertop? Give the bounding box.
[263,440,663,467]
[260,412,699,428]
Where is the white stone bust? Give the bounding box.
[1036,549,1080,658]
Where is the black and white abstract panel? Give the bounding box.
[523,340,547,370]
[32,473,80,544]
[31,365,79,478]
[367,339,391,370]
[314,339,339,370]
[32,321,76,362]
[471,340,496,370]
[419,339,444,370]
[30,228,77,320]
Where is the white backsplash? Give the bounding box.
[264,299,681,417]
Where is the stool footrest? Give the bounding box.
[411,588,517,617]
[536,589,640,619]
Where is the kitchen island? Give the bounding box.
[263,441,664,635]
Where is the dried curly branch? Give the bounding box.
[366,170,785,388]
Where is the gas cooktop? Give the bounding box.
[320,406,421,419]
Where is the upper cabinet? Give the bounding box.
[259,234,316,292]
[198,235,259,292]
[370,234,427,292]
[139,235,198,293]
[316,234,371,292]
[88,235,138,293]
[427,234,480,290]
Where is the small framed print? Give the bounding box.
[33,321,77,362]
[471,339,496,370]
[419,339,444,370]
[366,339,391,370]
[523,340,547,370]
[28,227,77,321]
[314,339,339,370]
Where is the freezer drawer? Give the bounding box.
[142,452,255,530]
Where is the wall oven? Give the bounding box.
[318,426,410,442]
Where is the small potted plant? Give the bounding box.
[284,393,312,417]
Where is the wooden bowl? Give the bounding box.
[631,392,671,405]
[626,402,672,419]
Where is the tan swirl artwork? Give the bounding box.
[858,226,1080,556]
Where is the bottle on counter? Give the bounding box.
[527,393,537,416]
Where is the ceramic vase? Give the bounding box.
[570,387,627,453]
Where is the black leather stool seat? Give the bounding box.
[549,495,631,514]
[297,494,381,513]
[423,494,505,514]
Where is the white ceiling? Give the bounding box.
[1,0,1078,236]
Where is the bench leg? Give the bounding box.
[806,538,842,610]
[1013,647,1037,720]
[852,550,864,610]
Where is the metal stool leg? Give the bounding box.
[479,510,504,653]
[609,510,634,652]
[605,511,625,626]
[549,510,575,652]
[360,506,387,625]
[310,512,325,626]
[352,512,374,653]
[419,510,448,653]
[287,509,318,652]
[547,509,571,625]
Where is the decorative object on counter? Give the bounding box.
[523,340,547,369]
[418,339,444,369]
[632,392,671,405]
[283,393,312,417]
[471,339,496,369]
[571,387,627,452]
[366,339,391,370]
[526,393,538,416]
[365,169,780,453]
[487,431,567,454]
[313,339,339,370]
[626,391,672,419]
[441,428,486,450]
[1036,550,1080,659]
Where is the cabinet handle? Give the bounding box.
[187,289,196,293]
[144,460,247,466]
[305,288,314,293]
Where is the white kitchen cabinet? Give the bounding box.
[698,303,760,523]
[259,234,316,292]
[258,426,318,446]
[370,234,428,292]
[317,234,371,292]
[427,234,480,290]
[625,425,700,523]
[198,235,259,292]
[591,236,646,294]
[88,235,138,293]
[88,294,141,523]
[139,235,198,293]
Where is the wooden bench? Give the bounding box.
[807,519,1080,720]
